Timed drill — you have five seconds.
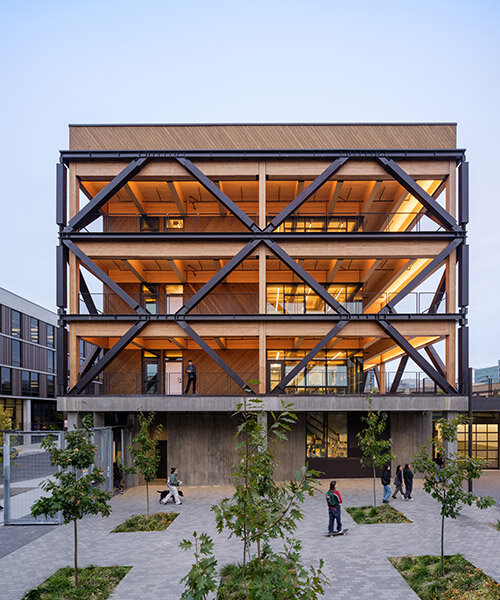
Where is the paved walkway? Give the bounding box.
[0,477,499,600]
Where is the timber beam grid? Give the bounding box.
[56,151,469,397]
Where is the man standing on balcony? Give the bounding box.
[184,359,197,394]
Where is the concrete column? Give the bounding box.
[391,412,433,476]
[93,412,105,427]
[22,399,31,446]
[443,411,458,457]
[66,411,81,431]
[124,413,141,487]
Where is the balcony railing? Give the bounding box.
[78,291,446,316]
[93,211,442,234]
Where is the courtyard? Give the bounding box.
[0,475,498,600]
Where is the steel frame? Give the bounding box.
[57,149,469,397]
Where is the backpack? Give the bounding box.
[326,490,340,509]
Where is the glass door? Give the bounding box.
[267,361,284,393]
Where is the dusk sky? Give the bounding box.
[1,0,499,369]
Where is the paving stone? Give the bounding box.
[0,475,498,600]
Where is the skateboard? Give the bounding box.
[326,528,349,537]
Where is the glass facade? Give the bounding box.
[267,284,362,315]
[307,412,348,458]
[457,422,499,469]
[30,317,39,343]
[268,349,363,394]
[11,310,21,337]
[0,398,22,429]
[47,324,55,348]
[1,367,12,395]
[11,339,21,367]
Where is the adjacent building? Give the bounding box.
[475,361,500,384]
[0,287,58,432]
[57,123,477,481]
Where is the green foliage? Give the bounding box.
[389,554,500,599]
[346,504,411,524]
[127,410,163,515]
[0,407,12,462]
[21,565,131,600]
[217,539,328,600]
[212,399,318,562]
[412,415,495,576]
[31,415,112,586]
[112,512,178,532]
[357,399,395,507]
[179,532,218,600]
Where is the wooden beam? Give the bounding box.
[293,336,304,350]
[122,259,146,283]
[361,181,383,213]
[360,259,382,283]
[326,259,343,283]
[167,181,186,216]
[124,183,146,215]
[169,259,187,283]
[170,337,187,350]
[327,180,343,215]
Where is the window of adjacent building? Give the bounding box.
[47,324,55,348]
[1,367,12,395]
[11,339,21,367]
[47,350,55,373]
[22,371,39,397]
[30,318,39,344]
[47,375,55,398]
[306,412,348,459]
[11,310,21,338]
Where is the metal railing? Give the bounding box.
[79,291,446,316]
[102,213,259,233]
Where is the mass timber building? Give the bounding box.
[56,123,471,482]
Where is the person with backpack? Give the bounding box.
[392,465,403,499]
[381,464,392,503]
[326,480,343,536]
[160,467,183,505]
[403,463,414,500]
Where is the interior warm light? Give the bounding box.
[386,180,442,232]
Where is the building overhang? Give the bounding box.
[57,394,468,413]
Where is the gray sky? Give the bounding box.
[0,0,498,369]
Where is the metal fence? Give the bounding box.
[1,427,116,526]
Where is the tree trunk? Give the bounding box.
[440,512,445,577]
[372,462,377,508]
[73,509,78,586]
[146,480,149,516]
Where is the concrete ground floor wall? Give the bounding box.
[72,409,439,486]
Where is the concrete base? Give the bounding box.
[391,411,433,475]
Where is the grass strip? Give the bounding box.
[346,504,411,524]
[112,511,178,532]
[22,565,130,600]
[389,554,500,600]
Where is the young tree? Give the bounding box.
[31,415,111,586]
[412,415,495,577]
[0,408,12,462]
[357,401,395,508]
[127,410,162,516]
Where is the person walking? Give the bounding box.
[403,463,414,500]
[381,464,392,503]
[392,465,404,499]
[184,359,197,394]
[161,467,182,505]
[326,480,343,536]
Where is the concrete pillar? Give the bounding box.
[123,413,142,487]
[391,412,433,476]
[443,411,458,457]
[93,412,105,428]
[22,399,31,446]
[66,411,81,431]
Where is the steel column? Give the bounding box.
[56,162,67,228]
[389,354,409,393]
[380,238,461,314]
[69,320,149,395]
[176,320,254,394]
[458,325,469,395]
[56,324,68,396]
[377,320,456,394]
[458,162,469,225]
[264,239,349,316]
[176,158,260,232]
[376,157,460,231]
[63,240,147,315]
[458,243,469,309]
[66,157,149,232]
[271,321,348,393]
[265,157,349,231]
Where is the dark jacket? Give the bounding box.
[185,364,196,377]
[403,467,414,487]
[394,470,402,486]
[381,468,391,486]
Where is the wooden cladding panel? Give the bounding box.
[186,283,258,315]
[70,124,456,151]
[103,349,141,395]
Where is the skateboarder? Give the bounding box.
[326,480,343,536]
